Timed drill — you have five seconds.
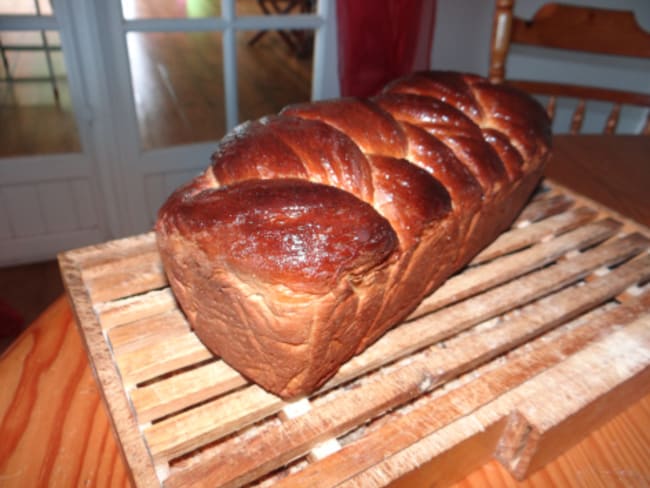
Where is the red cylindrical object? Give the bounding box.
[336,0,437,97]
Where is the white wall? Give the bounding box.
[430,0,650,133]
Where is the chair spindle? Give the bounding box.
[489,0,515,83]
[489,2,650,135]
[604,103,621,134]
[546,96,557,121]
[570,100,586,134]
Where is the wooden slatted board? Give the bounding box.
[58,180,650,488]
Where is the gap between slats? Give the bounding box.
[411,217,622,317]
[471,206,597,264]
[514,193,574,225]
[130,361,247,425]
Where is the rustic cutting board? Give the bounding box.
[58,180,650,488]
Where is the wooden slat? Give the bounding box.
[163,255,650,487]
[145,384,283,463]
[84,250,167,303]
[139,232,646,443]
[514,193,573,225]
[95,288,177,330]
[130,360,247,424]
[65,232,157,268]
[412,218,621,315]
[107,309,189,355]
[471,206,597,264]
[82,250,161,281]
[115,332,212,387]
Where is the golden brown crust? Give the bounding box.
[159,178,398,294]
[156,70,552,398]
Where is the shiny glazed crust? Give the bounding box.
[155,71,552,399]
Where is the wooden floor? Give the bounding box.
[0,0,313,157]
[0,259,63,353]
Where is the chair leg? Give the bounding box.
[0,39,12,82]
[248,0,308,55]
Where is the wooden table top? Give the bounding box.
[1,134,649,487]
[545,135,650,228]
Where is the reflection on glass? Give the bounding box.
[236,0,316,18]
[237,28,313,123]
[0,30,80,157]
[121,0,220,20]
[0,0,52,15]
[127,31,226,149]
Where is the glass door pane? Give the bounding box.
[127,31,226,149]
[0,0,52,15]
[237,28,313,122]
[0,29,81,157]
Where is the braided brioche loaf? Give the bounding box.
[156,71,551,399]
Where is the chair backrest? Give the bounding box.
[489,0,650,134]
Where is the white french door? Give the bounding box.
[0,0,337,265]
[96,0,337,235]
[0,0,117,265]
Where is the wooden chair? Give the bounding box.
[248,0,314,58]
[489,1,650,134]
